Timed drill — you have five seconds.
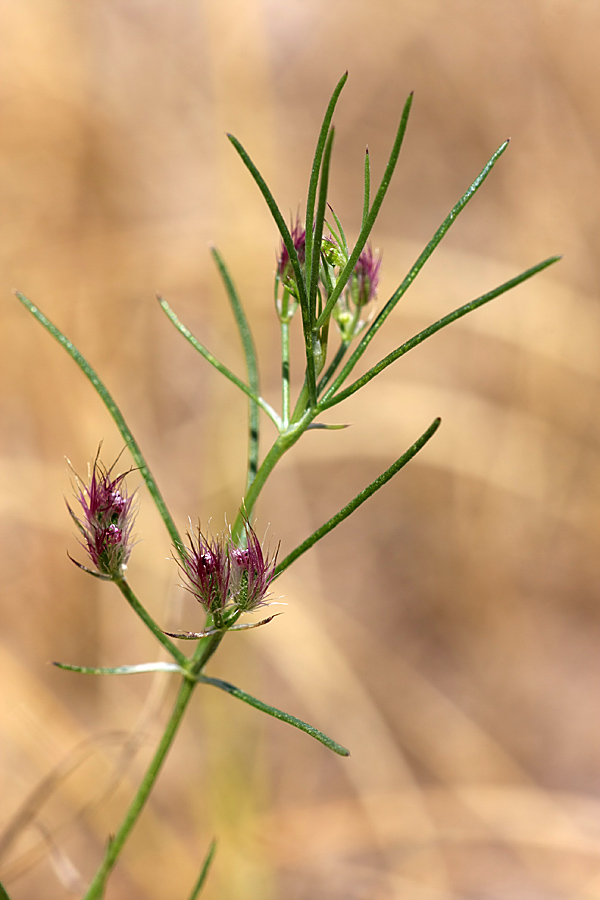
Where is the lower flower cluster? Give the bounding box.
[177,522,277,619]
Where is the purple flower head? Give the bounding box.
[277,216,306,282]
[68,451,137,579]
[177,526,230,615]
[176,521,277,619]
[229,522,278,613]
[348,243,381,308]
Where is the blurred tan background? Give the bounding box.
[2,1,600,898]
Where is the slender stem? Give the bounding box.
[289,380,310,425]
[231,413,313,543]
[281,320,291,427]
[83,676,196,900]
[116,578,188,667]
[317,340,350,396]
[191,632,225,674]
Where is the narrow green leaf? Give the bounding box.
[198,675,350,756]
[327,206,349,255]
[158,296,282,429]
[226,134,308,315]
[227,133,316,403]
[305,72,349,290]
[320,140,511,401]
[275,417,441,576]
[210,247,261,488]
[186,839,217,900]
[309,127,335,324]
[15,292,184,557]
[322,256,561,411]
[315,92,413,330]
[0,881,11,900]
[362,147,371,228]
[53,661,187,676]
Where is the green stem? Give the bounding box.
[116,578,188,667]
[191,631,225,674]
[317,340,349,396]
[281,320,291,427]
[231,413,313,543]
[83,676,196,900]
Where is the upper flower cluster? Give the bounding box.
[67,453,137,579]
[177,521,277,621]
[275,216,381,340]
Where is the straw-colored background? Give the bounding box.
[2,1,600,898]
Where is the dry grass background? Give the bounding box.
[1,1,600,898]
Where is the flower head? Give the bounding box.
[177,527,230,615]
[67,451,137,579]
[348,244,381,308]
[229,522,278,612]
[177,521,277,618]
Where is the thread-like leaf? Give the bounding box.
[198,675,350,756]
[320,140,512,400]
[309,127,336,324]
[316,92,413,330]
[158,296,281,429]
[227,133,317,404]
[305,72,349,290]
[15,292,184,556]
[53,661,187,676]
[322,256,561,410]
[362,147,371,228]
[186,839,217,900]
[211,247,261,488]
[274,417,441,575]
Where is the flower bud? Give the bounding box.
[275,217,306,321]
[333,243,381,341]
